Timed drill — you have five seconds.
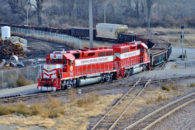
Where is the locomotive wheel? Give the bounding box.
[67,85,72,89]
[105,76,110,82]
[61,80,66,90]
[143,65,146,71]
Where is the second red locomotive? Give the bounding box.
[37,41,150,91]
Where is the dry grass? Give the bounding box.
[161,81,178,91]
[0,93,121,129]
[189,83,195,87]
[146,95,168,105]
[15,76,33,87]
[0,101,30,116]
[54,94,121,130]
[0,82,185,129]
[77,93,99,108]
[171,64,178,68]
[68,88,77,102]
[117,87,182,117]
[0,115,55,128]
[16,76,29,86]
[144,88,182,105]
[0,96,65,118]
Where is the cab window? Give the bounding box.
[141,48,144,53]
[46,59,50,64]
[63,59,67,65]
[51,59,56,64]
[57,59,62,63]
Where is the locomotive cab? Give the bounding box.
[37,51,75,91]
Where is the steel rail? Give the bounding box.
[124,91,195,130]
[91,78,141,130]
[0,75,194,103]
[109,79,151,130]
[143,98,195,130]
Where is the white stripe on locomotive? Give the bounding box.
[114,50,140,59]
[75,56,113,66]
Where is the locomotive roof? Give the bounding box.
[112,41,148,49]
[48,47,113,60]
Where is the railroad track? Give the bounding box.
[0,79,149,104]
[160,61,167,70]
[91,79,151,130]
[0,91,68,104]
[124,91,195,130]
[0,75,194,104]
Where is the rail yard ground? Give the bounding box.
[0,77,194,130]
[0,27,195,129]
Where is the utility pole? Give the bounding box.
[26,4,29,26]
[104,6,106,23]
[26,0,30,26]
[89,0,93,48]
[181,25,184,60]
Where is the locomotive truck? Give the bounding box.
[37,41,150,91]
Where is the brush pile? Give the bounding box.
[0,39,25,59]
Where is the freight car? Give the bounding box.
[71,27,96,38]
[37,41,150,91]
[148,39,172,66]
[0,23,172,67]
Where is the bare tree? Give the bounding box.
[7,0,27,20]
[146,0,155,32]
[35,0,43,25]
[135,0,139,18]
[1,0,195,28]
[29,0,43,25]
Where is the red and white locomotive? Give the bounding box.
[37,41,150,91]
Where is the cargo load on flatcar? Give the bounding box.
[96,23,128,40]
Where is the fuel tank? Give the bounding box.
[77,77,102,86]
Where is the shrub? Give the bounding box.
[30,103,45,116]
[161,83,171,91]
[16,76,28,86]
[189,83,195,87]
[170,82,177,90]
[171,64,177,68]
[44,96,66,118]
[15,101,30,115]
[0,104,11,115]
[156,95,165,103]
[161,82,177,91]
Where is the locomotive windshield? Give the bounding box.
[46,59,64,64]
[63,59,67,65]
